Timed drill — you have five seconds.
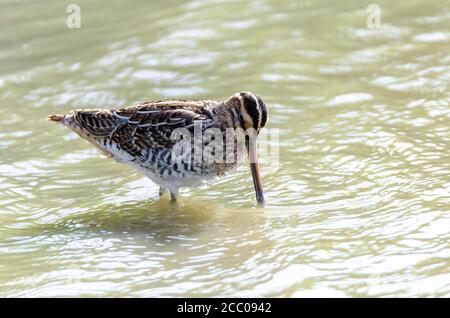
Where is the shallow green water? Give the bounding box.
[0,0,449,297]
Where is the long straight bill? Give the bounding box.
[248,137,264,204]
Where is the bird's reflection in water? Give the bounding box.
[27,199,218,243]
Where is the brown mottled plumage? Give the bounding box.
[49,92,268,203]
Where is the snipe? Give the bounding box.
[49,92,268,203]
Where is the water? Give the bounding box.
[1,0,449,297]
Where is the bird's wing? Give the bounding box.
[70,100,215,158]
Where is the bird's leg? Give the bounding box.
[159,187,167,197]
[170,190,178,203]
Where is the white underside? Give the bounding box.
[98,141,219,195]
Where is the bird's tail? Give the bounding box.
[47,110,116,158]
[48,114,66,122]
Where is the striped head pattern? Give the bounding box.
[230,92,268,133]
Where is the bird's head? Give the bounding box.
[228,91,268,133]
[227,91,268,204]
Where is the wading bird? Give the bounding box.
[49,92,267,203]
